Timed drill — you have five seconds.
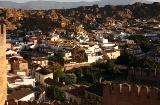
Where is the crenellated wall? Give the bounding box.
[103,82,160,105]
[127,67,160,83]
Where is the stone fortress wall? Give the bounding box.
[0,24,7,105]
[103,82,160,105]
[128,67,160,83]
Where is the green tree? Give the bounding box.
[51,65,64,80]
[63,73,77,85]
[141,42,151,53]
[74,68,83,77]
[128,35,146,43]
[95,59,115,71]
[105,59,115,71]
[48,61,53,67]
[116,49,139,67]
[7,87,14,94]
[56,52,65,65]
[137,57,160,68]
[46,85,65,101]
[71,46,87,63]
[60,32,65,37]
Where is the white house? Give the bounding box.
[32,57,49,67]
[6,49,17,55]
[87,54,104,63]
[103,50,121,59]
[35,68,53,86]
[50,42,75,51]
[64,51,72,58]
[76,33,90,43]
[96,34,108,43]
[12,45,22,50]
[63,51,72,60]
[7,88,35,101]
[50,34,60,41]
[7,74,36,88]
[85,45,101,54]
[113,32,130,40]
[84,45,104,63]
[17,44,34,53]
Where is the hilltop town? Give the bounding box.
[1,2,160,105]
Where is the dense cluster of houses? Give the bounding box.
[5,17,160,105]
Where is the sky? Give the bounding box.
[0,0,101,3]
[0,0,159,3]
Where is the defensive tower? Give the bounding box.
[0,24,7,105]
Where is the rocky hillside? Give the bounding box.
[0,2,159,32]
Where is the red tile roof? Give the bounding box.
[7,76,22,83]
[68,86,87,96]
[44,78,64,87]
[7,88,34,101]
[10,57,28,63]
[85,82,105,97]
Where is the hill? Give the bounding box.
[0,2,159,32]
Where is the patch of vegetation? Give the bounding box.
[46,85,65,101]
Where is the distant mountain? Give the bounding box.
[0,0,153,10]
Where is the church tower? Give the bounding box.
[0,24,7,105]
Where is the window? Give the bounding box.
[40,61,42,65]
[70,97,72,102]
[44,61,46,64]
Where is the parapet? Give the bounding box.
[127,67,160,82]
[103,83,160,98]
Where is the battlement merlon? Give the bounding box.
[104,83,160,98]
[0,24,6,35]
[128,67,160,78]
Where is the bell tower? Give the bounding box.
[0,24,7,105]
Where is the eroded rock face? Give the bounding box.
[0,2,159,32]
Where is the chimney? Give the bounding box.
[57,77,59,82]
[68,86,72,91]
[63,82,65,85]
[99,77,102,83]
[5,101,8,105]
[33,39,37,45]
